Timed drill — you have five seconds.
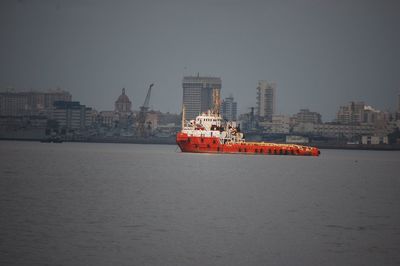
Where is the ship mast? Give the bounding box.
[181,104,185,129]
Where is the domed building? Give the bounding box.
[115,88,132,113]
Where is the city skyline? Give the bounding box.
[1,84,398,123]
[1,0,399,121]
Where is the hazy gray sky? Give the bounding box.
[1,0,399,121]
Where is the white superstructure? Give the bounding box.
[181,110,244,143]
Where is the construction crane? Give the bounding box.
[137,83,154,137]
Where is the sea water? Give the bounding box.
[1,141,399,265]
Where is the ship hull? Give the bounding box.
[176,132,320,156]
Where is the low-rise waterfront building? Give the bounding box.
[336,101,389,126]
[99,111,117,128]
[292,109,322,124]
[361,135,388,145]
[85,109,98,128]
[239,107,257,132]
[0,115,47,130]
[145,111,159,131]
[258,114,290,134]
[0,115,47,139]
[52,101,91,131]
[293,122,375,139]
[286,135,309,144]
[0,88,71,116]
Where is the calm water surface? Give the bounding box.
[1,141,399,265]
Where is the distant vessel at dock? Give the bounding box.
[40,136,63,143]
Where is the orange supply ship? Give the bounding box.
[176,109,320,157]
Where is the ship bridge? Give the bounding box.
[195,111,222,131]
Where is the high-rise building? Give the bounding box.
[221,95,237,121]
[256,81,276,121]
[182,75,221,120]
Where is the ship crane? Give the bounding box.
[137,83,154,137]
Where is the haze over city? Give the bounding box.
[1,0,399,121]
[2,1,400,265]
